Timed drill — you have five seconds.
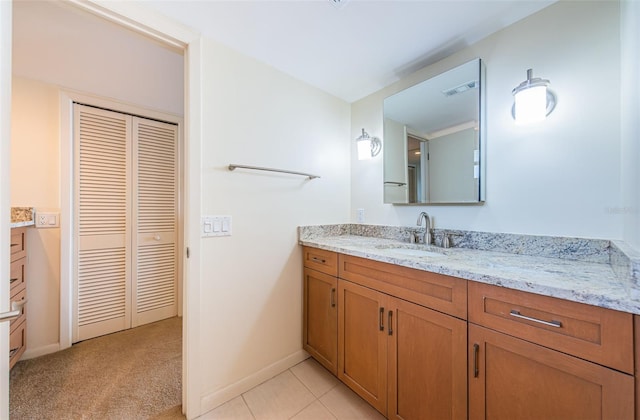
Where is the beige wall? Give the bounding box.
[10,78,61,354]
[351,1,624,240]
[198,37,351,410]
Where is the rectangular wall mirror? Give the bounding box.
[383,58,486,204]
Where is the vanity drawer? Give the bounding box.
[303,247,338,276]
[10,319,26,368]
[10,257,26,296]
[339,254,467,319]
[10,227,26,262]
[468,282,633,374]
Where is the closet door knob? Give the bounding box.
[153,234,161,241]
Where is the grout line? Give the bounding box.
[290,358,340,399]
[240,394,257,420]
[287,399,318,420]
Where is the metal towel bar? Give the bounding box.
[228,164,320,180]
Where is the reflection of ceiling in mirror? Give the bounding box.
[384,59,479,137]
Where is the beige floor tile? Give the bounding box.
[199,396,255,420]
[290,358,340,398]
[291,401,336,420]
[320,384,386,420]
[243,370,316,420]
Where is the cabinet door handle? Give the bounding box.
[388,310,393,336]
[473,343,480,378]
[330,288,336,307]
[510,310,562,328]
[311,257,326,264]
[10,277,18,284]
[379,307,385,331]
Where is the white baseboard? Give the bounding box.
[200,350,310,415]
[22,343,61,360]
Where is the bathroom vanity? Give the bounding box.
[8,207,34,368]
[9,226,28,369]
[300,225,639,419]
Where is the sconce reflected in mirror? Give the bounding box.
[356,128,382,160]
[511,69,557,124]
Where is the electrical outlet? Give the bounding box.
[36,212,59,228]
[357,208,365,223]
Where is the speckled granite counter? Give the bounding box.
[299,224,640,315]
[10,207,34,228]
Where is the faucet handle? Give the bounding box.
[441,231,462,248]
[442,233,452,249]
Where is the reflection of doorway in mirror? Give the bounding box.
[408,165,417,202]
[427,127,478,203]
[407,134,427,203]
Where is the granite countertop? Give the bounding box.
[299,226,640,315]
[11,220,35,228]
[10,207,34,228]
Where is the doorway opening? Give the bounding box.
[10,0,192,417]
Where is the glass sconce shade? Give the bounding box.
[512,69,557,124]
[356,128,382,160]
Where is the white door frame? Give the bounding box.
[1,1,13,418]
[59,1,203,418]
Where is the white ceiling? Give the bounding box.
[143,0,556,102]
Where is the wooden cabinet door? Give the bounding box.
[388,297,467,420]
[303,268,338,375]
[338,280,387,415]
[469,324,634,420]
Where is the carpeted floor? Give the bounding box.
[10,317,185,419]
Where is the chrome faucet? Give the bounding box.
[416,211,433,245]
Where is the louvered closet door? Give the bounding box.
[73,105,178,343]
[74,104,132,342]
[132,117,178,327]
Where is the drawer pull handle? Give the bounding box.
[473,343,479,378]
[10,277,18,284]
[379,307,385,331]
[330,288,336,308]
[510,310,562,328]
[311,257,326,264]
[0,299,27,322]
[388,310,393,336]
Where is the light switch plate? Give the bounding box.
[202,215,232,237]
[36,212,59,228]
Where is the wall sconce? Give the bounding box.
[356,128,382,160]
[511,69,557,124]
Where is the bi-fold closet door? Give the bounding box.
[73,103,178,343]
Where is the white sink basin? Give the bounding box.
[383,247,446,258]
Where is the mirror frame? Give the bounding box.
[383,58,486,205]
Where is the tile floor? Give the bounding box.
[200,358,385,420]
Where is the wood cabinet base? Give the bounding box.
[469,324,634,420]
